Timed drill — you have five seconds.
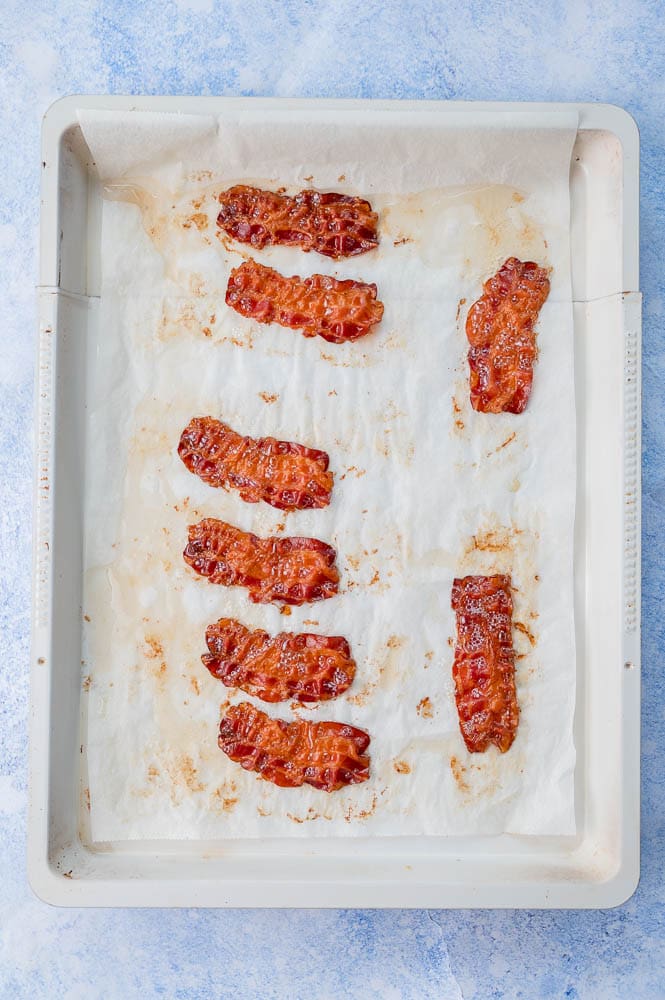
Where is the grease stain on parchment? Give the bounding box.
[381,184,548,276]
[347,636,406,706]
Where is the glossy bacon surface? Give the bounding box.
[225,259,384,344]
[202,618,355,703]
[184,518,340,605]
[217,185,379,259]
[218,702,371,790]
[465,257,550,414]
[178,416,333,511]
[451,574,519,753]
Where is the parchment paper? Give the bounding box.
[79,108,578,840]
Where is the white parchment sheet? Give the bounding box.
[79,109,578,840]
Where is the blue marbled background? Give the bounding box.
[1,1,663,997]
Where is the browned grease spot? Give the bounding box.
[174,496,190,513]
[190,676,201,695]
[280,605,292,616]
[347,645,401,707]
[230,334,253,350]
[416,697,433,719]
[258,391,279,404]
[303,175,313,183]
[303,619,319,626]
[514,621,537,647]
[468,526,521,554]
[82,675,92,692]
[291,700,316,712]
[274,521,286,533]
[211,782,238,813]
[425,650,434,661]
[519,220,539,245]
[84,787,90,811]
[394,760,411,775]
[337,174,345,182]
[173,755,205,794]
[393,236,413,246]
[346,554,361,571]
[202,326,212,337]
[83,613,91,623]
[189,275,206,297]
[450,755,470,794]
[287,806,328,823]
[345,793,378,822]
[319,349,373,370]
[328,389,337,396]
[369,569,380,586]
[386,635,403,650]
[143,636,163,659]
[152,662,167,686]
[490,432,517,456]
[147,766,160,780]
[456,297,467,323]
[513,192,525,204]
[340,465,366,480]
[452,396,465,432]
[183,212,208,231]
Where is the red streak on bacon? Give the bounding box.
[465,257,550,414]
[218,702,371,791]
[202,618,355,703]
[225,259,384,344]
[451,574,520,753]
[217,185,379,259]
[184,518,339,605]
[178,416,333,511]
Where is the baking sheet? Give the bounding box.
[79,109,578,840]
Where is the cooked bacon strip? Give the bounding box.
[178,416,333,511]
[217,185,379,259]
[451,574,519,753]
[184,518,339,605]
[218,702,370,790]
[465,257,550,414]
[203,618,355,703]
[225,259,384,344]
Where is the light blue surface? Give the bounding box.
[0,1,662,997]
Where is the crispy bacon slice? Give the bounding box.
[451,574,519,753]
[225,259,384,344]
[202,618,355,703]
[178,416,333,511]
[218,701,370,790]
[465,257,550,414]
[184,518,339,605]
[217,185,379,259]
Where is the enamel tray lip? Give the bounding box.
[29,97,640,908]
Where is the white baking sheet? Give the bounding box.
[79,109,577,840]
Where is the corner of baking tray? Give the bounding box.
[41,95,85,141]
[578,102,639,147]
